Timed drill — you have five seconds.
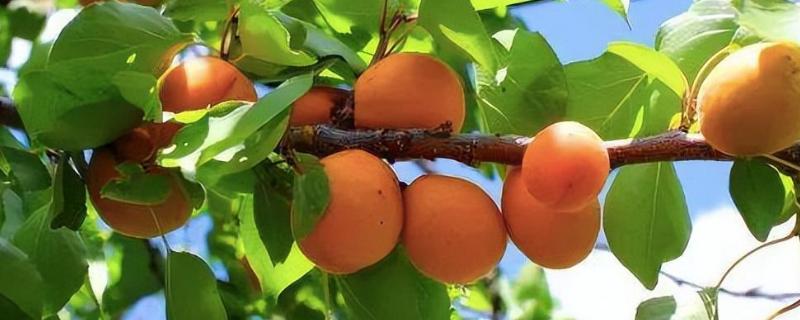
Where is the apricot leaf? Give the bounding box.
[13,198,88,315]
[102,234,162,317]
[565,42,683,139]
[419,0,498,72]
[635,289,717,320]
[165,0,230,22]
[656,0,744,81]
[600,0,630,25]
[100,163,171,206]
[290,153,330,241]
[0,147,50,192]
[0,238,44,320]
[240,194,313,298]
[238,1,317,67]
[336,249,450,320]
[254,164,294,265]
[604,162,691,289]
[477,29,566,136]
[734,0,800,43]
[729,159,787,242]
[165,251,227,320]
[49,156,87,231]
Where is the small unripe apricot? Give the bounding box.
[354,53,465,132]
[290,87,350,126]
[503,168,600,269]
[522,121,609,212]
[698,42,800,156]
[87,148,192,239]
[402,175,507,284]
[159,56,257,113]
[297,150,403,274]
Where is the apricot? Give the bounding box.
[87,148,192,238]
[354,53,465,132]
[112,122,183,163]
[296,149,403,274]
[402,175,507,284]
[502,168,600,269]
[522,121,609,212]
[698,42,800,156]
[290,87,350,126]
[159,56,257,113]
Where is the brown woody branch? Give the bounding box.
[287,125,747,169]
[2,97,800,168]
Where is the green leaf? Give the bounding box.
[0,238,44,319]
[419,0,498,72]
[734,0,800,43]
[290,154,330,240]
[237,1,317,67]
[254,168,294,264]
[565,42,684,139]
[604,162,691,289]
[506,264,553,320]
[656,0,742,82]
[0,10,11,66]
[100,163,171,206]
[600,0,630,25]
[197,73,312,166]
[102,235,162,317]
[477,29,567,135]
[13,198,89,315]
[729,159,787,241]
[635,289,717,320]
[13,1,193,150]
[336,248,450,320]
[166,251,227,320]
[312,0,383,34]
[112,71,162,121]
[288,15,368,72]
[164,0,231,22]
[49,156,87,231]
[240,193,314,298]
[7,5,46,41]
[471,0,536,10]
[1,147,50,192]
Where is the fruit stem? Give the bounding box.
[681,45,738,131]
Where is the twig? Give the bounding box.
[660,271,800,301]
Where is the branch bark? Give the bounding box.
[2,97,800,169]
[287,125,749,169]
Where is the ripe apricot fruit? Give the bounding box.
[402,175,507,284]
[522,121,609,212]
[698,42,800,156]
[87,148,192,239]
[159,56,257,113]
[297,149,403,274]
[112,122,183,163]
[503,168,600,269]
[290,87,350,126]
[354,53,465,132]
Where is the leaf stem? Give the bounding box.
[681,45,737,131]
[715,231,798,290]
[322,272,333,320]
[766,297,800,320]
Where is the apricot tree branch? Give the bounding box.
[286,125,743,168]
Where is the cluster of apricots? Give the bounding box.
[88,56,258,238]
[82,39,800,286]
[295,53,609,284]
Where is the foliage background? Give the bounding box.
[2,0,800,319]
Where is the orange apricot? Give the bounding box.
[521,121,609,212]
[698,42,800,156]
[354,53,465,132]
[112,122,183,163]
[290,87,350,126]
[159,56,257,113]
[296,149,403,274]
[503,167,600,269]
[402,175,507,284]
[87,148,192,238]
